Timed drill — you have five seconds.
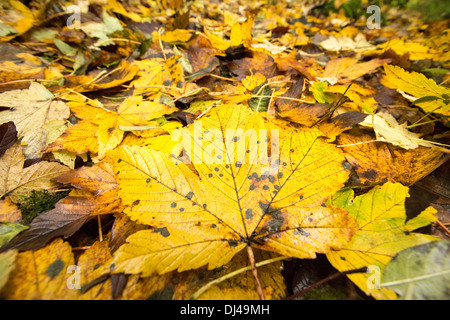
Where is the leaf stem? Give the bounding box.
[247,245,265,300]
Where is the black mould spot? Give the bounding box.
[258,201,269,212]
[179,208,184,212]
[186,191,194,200]
[245,208,253,219]
[214,167,219,172]
[263,185,269,190]
[154,227,170,238]
[170,202,177,208]
[46,259,65,279]
[268,175,275,183]
[290,149,294,152]
[232,136,240,142]
[249,184,256,191]
[211,224,217,228]
[117,159,122,163]
[277,172,283,179]
[208,173,213,178]
[294,228,310,237]
[203,204,207,209]
[299,194,304,200]
[132,200,140,207]
[146,178,151,183]
[235,161,242,168]
[227,240,239,247]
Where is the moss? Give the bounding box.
[18,190,70,224]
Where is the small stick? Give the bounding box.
[436,220,450,238]
[98,215,103,242]
[247,245,265,300]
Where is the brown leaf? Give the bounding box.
[338,132,447,186]
[0,121,17,158]
[226,51,277,80]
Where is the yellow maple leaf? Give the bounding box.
[111,104,356,278]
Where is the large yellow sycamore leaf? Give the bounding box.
[383,64,450,116]
[326,182,438,300]
[111,104,356,277]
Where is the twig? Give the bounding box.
[436,220,450,238]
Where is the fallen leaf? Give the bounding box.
[382,64,450,116]
[0,82,70,158]
[2,238,78,300]
[337,132,446,186]
[382,240,450,300]
[0,143,70,200]
[326,182,439,300]
[321,57,390,84]
[111,104,356,277]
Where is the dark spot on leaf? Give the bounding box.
[263,185,269,190]
[294,228,310,237]
[268,175,275,183]
[214,167,219,171]
[108,127,114,134]
[132,200,140,207]
[179,208,184,212]
[163,80,172,86]
[232,136,240,142]
[46,259,65,279]
[277,172,283,179]
[245,209,253,219]
[227,240,238,247]
[211,224,217,228]
[186,191,194,200]
[249,184,256,191]
[154,227,170,237]
[203,204,207,209]
[170,202,177,208]
[146,178,151,183]
[290,149,294,152]
[361,169,378,181]
[208,173,213,178]
[117,159,122,163]
[235,161,242,168]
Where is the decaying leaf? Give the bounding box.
[111,103,356,277]
[382,240,450,300]
[0,143,70,200]
[2,238,78,300]
[0,82,70,158]
[337,132,446,186]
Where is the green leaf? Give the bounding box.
[0,222,28,247]
[53,38,77,56]
[382,240,450,300]
[248,83,272,112]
